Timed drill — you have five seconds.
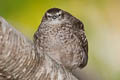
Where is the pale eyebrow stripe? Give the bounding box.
[56,11,62,15]
[47,13,52,16]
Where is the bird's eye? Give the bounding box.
[48,15,51,18]
[58,14,61,16]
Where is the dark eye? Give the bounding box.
[48,15,51,18]
[58,14,61,16]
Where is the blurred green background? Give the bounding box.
[0,0,120,80]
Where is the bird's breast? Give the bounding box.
[48,20,62,25]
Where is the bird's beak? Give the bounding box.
[52,16,57,19]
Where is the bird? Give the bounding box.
[0,16,79,80]
[34,8,88,71]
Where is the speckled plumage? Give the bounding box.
[0,16,79,80]
[34,8,88,71]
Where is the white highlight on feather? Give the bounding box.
[46,13,52,16]
[56,11,62,15]
[22,68,26,73]
[58,71,64,80]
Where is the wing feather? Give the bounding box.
[74,20,88,68]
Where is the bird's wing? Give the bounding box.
[74,20,88,68]
[79,29,88,68]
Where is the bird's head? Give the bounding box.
[44,8,64,22]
